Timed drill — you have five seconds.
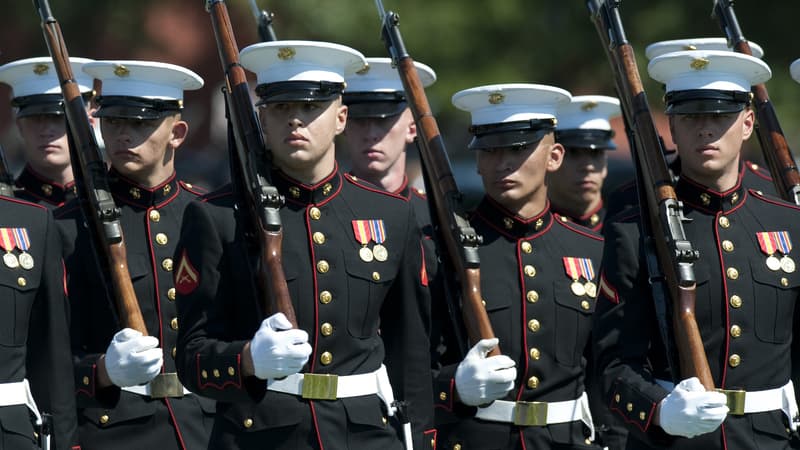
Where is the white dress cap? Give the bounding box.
[0,56,95,97]
[645,37,764,61]
[344,57,436,93]
[240,40,366,86]
[82,60,203,101]
[791,59,800,84]
[648,50,771,94]
[451,83,572,126]
[556,95,621,131]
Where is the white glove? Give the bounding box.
[455,338,517,406]
[105,328,163,387]
[659,377,729,438]
[250,312,312,380]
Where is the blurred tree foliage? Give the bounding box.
[1,0,799,187]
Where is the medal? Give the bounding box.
[0,228,18,269]
[584,281,597,298]
[13,228,33,270]
[372,244,388,262]
[781,256,796,273]
[3,252,19,269]
[359,246,375,262]
[766,255,781,271]
[368,219,388,262]
[571,281,586,297]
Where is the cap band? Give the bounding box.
[468,119,555,150]
[343,91,407,119]
[255,80,344,104]
[556,129,616,150]
[665,89,751,115]
[94,95,182,119]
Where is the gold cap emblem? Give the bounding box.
[581,101,599,112]
[690,58,710,70]
[683,44,698,51]
[277,47,296,60]
[114,64,130,77]
[33,63,49,75]
[488,92,505,104]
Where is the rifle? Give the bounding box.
[205,0,297,327]
[0,144,15,197]
[374,0,498,356]
[247,0,277,42]
[713,0,800,205]
[586,0,712,389]
[34,0,147,334]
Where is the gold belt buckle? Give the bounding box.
[149,373,185,398]
[513,401,548,426]
[716,389,746,415]
[301,373,338,400]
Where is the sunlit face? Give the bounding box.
[476,133,564,215]
[669,109,754,187]
[259,99,347,182]
[341,108,416,178]
[16,114,71,175]
[101,114,185,186]
[548,147,608,209]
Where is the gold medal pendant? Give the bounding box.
[766,255,781,271]
[359,246,374,262]
[3,252,19,269]
[372,244,388,262]
[571,280,586,297]
[18,252,34,270]
[780,255,796,273]
[584,281,597,298]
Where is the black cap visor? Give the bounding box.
[665,89,751,115]
[468,119,555,150]
[12,94,65,118]
[556,129,616,150]
[343,92,407,119]
[256,81,344,104]
[94,96,181,120]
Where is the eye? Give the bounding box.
[303,103,320,112]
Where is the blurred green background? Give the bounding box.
[2,0,798,194]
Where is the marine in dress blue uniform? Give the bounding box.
[594,50,800,449]
[0,195,77,450]
[172,41,435,450]
[54,60,214,450]
[0,57,95,210]
[432,84,605,449]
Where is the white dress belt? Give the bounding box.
[120,372,192,398]
[475,391,595,440]
[655,378,799,429]
[0,379,42,423]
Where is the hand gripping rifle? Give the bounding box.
[374,0,499,356]
[247,0,277,42]
[33,0,147,334]
[0,145,15,198]
[205,0,297,327]
[587,0,713,389]
[713,0,800,205]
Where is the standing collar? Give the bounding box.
[109,168,180,207]
[552,200,604,230]
[474,195,553,238]
[676,174,746,212]
[15,165,76,206]
[274,164,343,205]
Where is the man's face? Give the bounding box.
[341,108,415,177]
[548,147,608,207]
[16,114,71,174]
[259,99,346,177]
[101,115,182,182]
[669,109,754,186]
[476,133,564,212]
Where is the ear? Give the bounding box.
[546,142,565,173]
[335,104,348,135]
[169,118,189,149]
[740,108,755,141]
[404,109,417,144]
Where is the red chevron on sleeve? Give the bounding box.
[175,249,200,295]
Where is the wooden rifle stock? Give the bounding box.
[34,0,147,334]
[587,0,712,389]
[713,0,800,205]
[377,7,498,356]
[206,0,296,327]
[0,145,15,198]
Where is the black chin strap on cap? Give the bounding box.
[256,80,345,105]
